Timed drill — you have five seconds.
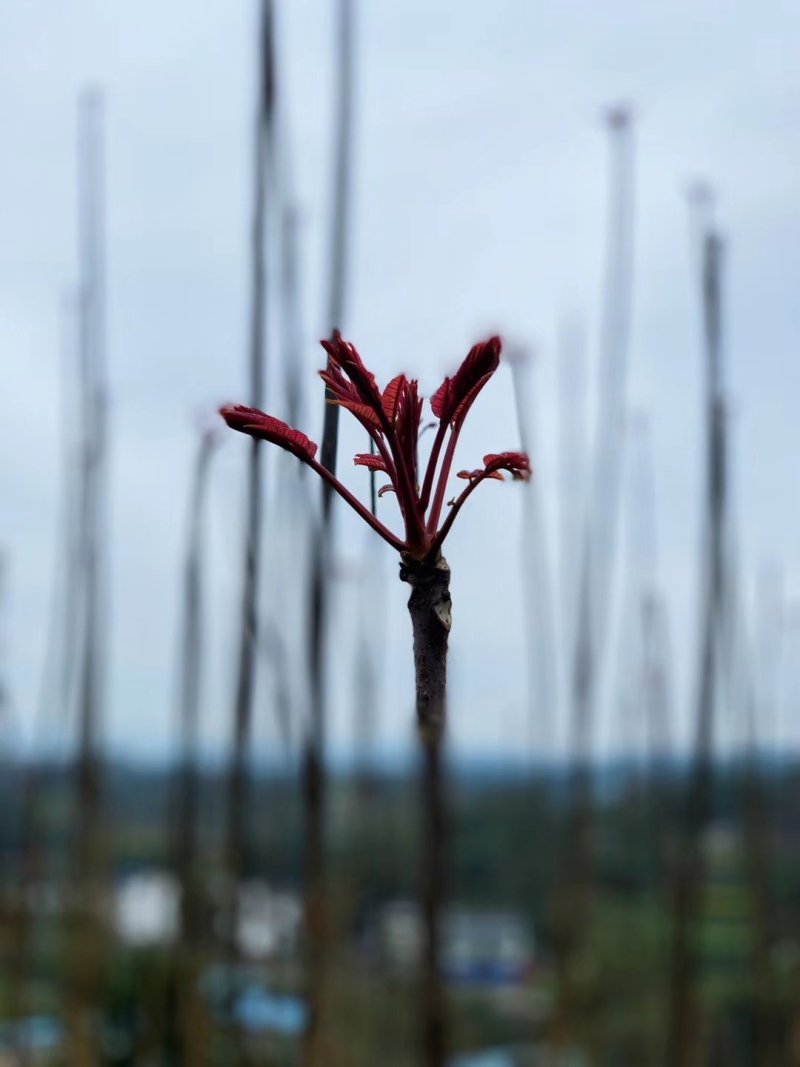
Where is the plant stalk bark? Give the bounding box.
[401,553,451,1067]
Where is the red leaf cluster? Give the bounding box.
[220,333,529,560]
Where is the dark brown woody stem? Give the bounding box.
[400,553,451,1067]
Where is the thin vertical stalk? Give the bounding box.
[14,294,80,1041]
[0,555,23,1036]
[353,544,383,792]
[224,0,274,996]
[554,107,635,1046]
[302,0,355,1062]
[630,419,673,772]
[743,690,775,1067]
[66,87,109,1067]
[281,202,304,433]
[556,316,588,656]
[344,545,384,1053]
[624,417,673,845]
[320,0,355,458]
[510,353,555,754]
[746,569,783,1067]
[666,230,726,1067]
[174,431,217,1067]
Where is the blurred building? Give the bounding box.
[377,902,535,985]
[113,871,300,959]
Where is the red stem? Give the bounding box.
[368,429,399,489]
[307,455,406,552]
[426,426,462,536]
[349,402,422,544]
[365,426,421,544]
[419,420,449,513]
[386,424,426,543]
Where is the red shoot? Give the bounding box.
[220,333,530,561]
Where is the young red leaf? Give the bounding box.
[381,374,407,421]
[319,367,352,401]
[378,484,396,497]
[220,405,318,462]
[393,377,423,480]
[482,451,531,480]
[354,452,388,472]
[321,331,383,412]
[327,397,383,427]
[430,336,501,425]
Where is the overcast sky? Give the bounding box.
[2,0,799,764]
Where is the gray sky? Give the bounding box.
[2,0,799,763]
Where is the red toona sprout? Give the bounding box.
[220,332,530,562]
[220,332,530,1067]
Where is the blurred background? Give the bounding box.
[1,1,800,1064]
